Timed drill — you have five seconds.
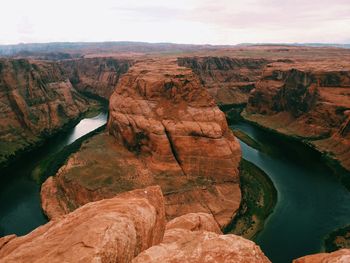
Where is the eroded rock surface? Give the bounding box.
[293,248,350,263]
[166,212,222,234]
[60,57,132,100]
[0,186,165,263]
[41,58,242,229]
[178,56,269,106]
[133,212,270,263]
[244,61,350,171]
[0,59,90,167]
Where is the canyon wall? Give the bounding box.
[0,59,90,167]
[40,58,242,229]
[244,61,350,172]
[60,57,132,100]
[178,56,269,106]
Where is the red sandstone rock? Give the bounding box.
[245,61,350,171]
[0,186,165,263]
[293,248,350,263]
[166,212,222,234]
[40,58,241,229]
[60,57,132,100]
[132,228,271,263]
[0,59,90,166]
[178,56,270,106]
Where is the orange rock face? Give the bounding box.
[40,58,242,229]
[0,59,90,167]
[293,248,350,263]
[0,186,165,263]
[166,212,222,234]
[133,212,271,263]
[245,61,350,171]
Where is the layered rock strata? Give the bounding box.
[178,56,270,106]
[244,61,350,171]
[60,57,132,100]
[41,58,242,229]
[0,59,90,167]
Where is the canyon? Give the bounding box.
[0,43,350,262]
[40,58,242,229]
[0,57,131,168]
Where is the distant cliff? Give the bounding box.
[0,59,90,167]
[244,61,350,172]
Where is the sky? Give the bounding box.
[1,0,350,45]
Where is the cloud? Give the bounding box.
[0,0,349,44]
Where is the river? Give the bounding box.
[0,112,108,237]
[1,115,349,263]
[230,121,350,263]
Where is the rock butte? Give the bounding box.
[40,58,242,229]
[293,248,350,263]
[0,186,270,263]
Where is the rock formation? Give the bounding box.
[1,187,271,263]
[0,186,165,263]
[244,61,350,171]
[0,59,90,167]
[133,211,271,263]
[60,57,132,100]
[40,58,242,229]
[293,248,350,263]
[178,56,269,106]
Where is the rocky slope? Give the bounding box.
[244,61,350,172]
[40,58,242,229]
[0,58,90,167]
[0,186,165,263]
[293,249,350,263]
[1,187,270,263]
[133,211,270,263]
[178,56,269,106]
[60,57,132,100]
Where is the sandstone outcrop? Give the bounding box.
[41,58,242,229]
[0,59,90,167]
[60,57,132,100]
[133,212,270,263]
[0,186,165,263]
[244,61,350,171]
[293,248,350,263]
[166,212,222,234]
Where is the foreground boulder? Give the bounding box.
[166,212,222,234]
[133,212,270,263]
[41,58,242,229]
[293,249,350,263]
[0,186,165,263]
